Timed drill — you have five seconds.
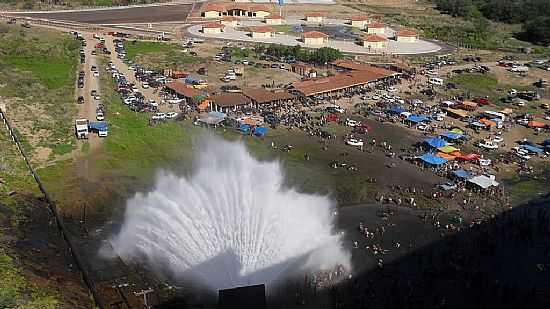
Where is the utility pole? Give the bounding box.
[134,288,154,309]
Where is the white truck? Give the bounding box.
[75,119,89,139]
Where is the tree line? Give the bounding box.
[255,44,343,64]
[434,0,550,45]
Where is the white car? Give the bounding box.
[387,86,397,92]
[149,100,159,108]
[417,123,430,131]
[345,138,364,147]
[142,82,149,89]
[515,149,531,160]
[330,105,345,113]
[98,130,108,137]
[372,95,380,100]
[151,113,166,120]
[493,135,504,143]
[93,71,99,77]
[345,118,361,127]
[166,112,178,119]
[96,112,105,121]
[242,59,249,65]
[94,95,101,100]
[478,140,499,150]
[132,86,139,93]
[479,159,492,166]
[167,98,184,104]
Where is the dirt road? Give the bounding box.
[103,37,180,114]
[75,32,103,152]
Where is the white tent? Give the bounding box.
[468,175,499,189]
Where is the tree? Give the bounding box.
[524,16,550,45]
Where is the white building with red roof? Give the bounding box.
[395,29,419,42]
[366,22,385,35]
[302,31,329,45]
[362,34,388,49]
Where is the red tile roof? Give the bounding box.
[396,29,418,37]
[304,12,325,18]
[292,68,394,96]
[209,93,250,107]
[266,13,282,19]
[363,34,388,42]
[249,26,276,33]
[202,2,270,13]
[202,3,226,12]
[367,22,385,29]
[303,31,328,38]
[202,22,224,29]
[243,88,295,104]
[165,81,198,98]
[350,15,370,21]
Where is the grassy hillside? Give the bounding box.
[0,24,79,161]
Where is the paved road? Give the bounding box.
[187,19,443,55]
[13,3,193,24]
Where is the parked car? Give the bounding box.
[77,96,84,104]
[96,112,105,121]
[151,112,166,120]
[166,112,178,119]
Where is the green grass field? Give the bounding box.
[124,41,202,71]
[0,25,79,159]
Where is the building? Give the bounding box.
[291,62,317,78]
[302,31,329,45]
[395,29,418,42]
[265,14,283,25]
[220,16,239,27]
[249,26,276,39]
[164,80,200,104]
[201,3,271,18]
[292,67,394,97]
[350,15,371,29]
[209,93,251,112]
[362,34,388,49]
[304,12,325,23]
[201,3,226,18]
[202,22,225,34]
[242,88,295,108]
[366,22,385,35]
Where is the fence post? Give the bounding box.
[0,109,106,309]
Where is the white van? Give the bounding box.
[429,77,444,86]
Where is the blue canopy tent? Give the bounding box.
[208,111,226,119]
[420,153,448,166]
[440,131,463,141]
[184,75,196,85]
[424,137,448,148]
[406,115,429,124]
[453,169,473,180]
[239,124,251,133]
[521,144,544,154]
[387,106,405,115]
[88,121,108,131]
[253,127,267,137]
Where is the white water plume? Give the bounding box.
[106,137,350,291]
